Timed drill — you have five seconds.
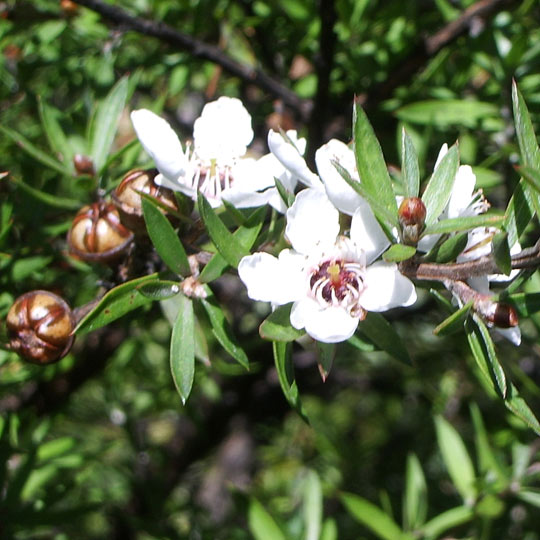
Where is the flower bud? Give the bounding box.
[112,169,178,235]
[6,290,75,365]
[73,154,95,176]
[486,303,519,329]
[398,197,426,245]
[60,0,79,15]
[67,201,134,263]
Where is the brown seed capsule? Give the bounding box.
[398,197,427,245]
[489,303,519,329]
[112,169,179,234]
[67,201,134,262]
[73,154,95,176]
[6,290,75,365]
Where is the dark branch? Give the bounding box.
[71,0,312,119]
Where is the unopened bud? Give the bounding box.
[488,303,519,329]
[67,201,134,263]
[6,290,75,365]
[398,197,426,245]
[73,154,95,176]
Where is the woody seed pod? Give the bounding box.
[67,201,134,262]
[112,169,179,234]
[6,290,75,365]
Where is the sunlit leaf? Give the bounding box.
[303,470,323,540]
[403,453,427,531]
[248,498,287,540]
[433,301,472,337]
[260,304,304,342]
[401,128,420,198]
[383,244,416,262]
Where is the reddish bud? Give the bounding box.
[6,291,75,365]
[73,154,95,176]
[398,197,426,245]
[489,303,519,329]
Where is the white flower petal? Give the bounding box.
[434,143,449,169]
[360,261,417,311]
[238,250,306,305]
[446,165,477,219]
[193,97,253,162]
[291,298,359,343]
[315,139,365,215]
[350,200,391,264]
[496,326,521,346]
[131,109,187,182]
[285,189,339,255]
[268,129,322,188]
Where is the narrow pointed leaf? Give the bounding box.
[518,165,540,194]
[507,292,540,317]
[383,244,416,262]
[433,300,472,336]
[38,98,72,166]
[10,176,80,210]
[260,304,305,342]
[89,76,129,173]
[0,125,72,177]
[421,506,474,539]
[435,416,477,503]
[423,214,503,236]
[504,180,535,247]
[403,453,427,531]
[200,287,249,369]
[357,312,410,365]
[492,231,511,275]
[137,280,181,300]
[274,176,295,208]
[316,342,335,382]
[401,128,420,198]
[512,81,540,170]
[466,316,507,398]
[199,205,266,283]
[74,274,158,334]
[170,295,195,404]
[518,489,540,507]
[198,192,249,268]
[422,144,459,226]
[427,232,468,263]
[504,382,540,435]
[341,493,405,540]
[142,196,190,276]
[353,104,398,226]
[248,499,287,540]
[303,470,323,540]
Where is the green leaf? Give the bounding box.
[518,165,540,195]
[434,416,477,504]
[199,205,266,283]
[507,292,540,317]
[421,506,474,539]
[260,304,305,342]
[10,176,81,210]
[248,498,287,540]
[468,316,507,398]
[512,81,540,170]
[341,493,405,540]
[200,287,249,369]
[504,382,540,435]
[401,128,420,198]
[273,341,308,421]
[357,312,410,365]
[0,125,72,177]
[303,470,323,540]
[320,519,338,540]
[142,196,190,276]
[422,144,459,226]
[274,176,295,208]
[423,214,503,236]
[198,192,249,268]
[403,453,427,531]
[382,244,416,262]
[38,98,72,167]
[11,256,53,282]
[433,300,472,337]
[37,437,75,462]
[353,104,398,226]
[137,280,181,300]
[170,295,195,404]
[518,489,540,508]
[396,100,499,128]
[427,232,468,263]
[73,274,158,334]
[89,76,129,173]
[492,231,511,275]
[316,342,335,382]
[504,179,535,247]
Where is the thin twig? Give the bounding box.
[71,0,312,119]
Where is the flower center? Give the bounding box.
[309,259,366,318]
[187,152,234,201]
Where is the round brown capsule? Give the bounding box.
[6,290,75,365]
[73,154,95,176]
[67,201,134,262]
[112,169,178,234]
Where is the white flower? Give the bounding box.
[238,189,416,343]
[131,97,296,210]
